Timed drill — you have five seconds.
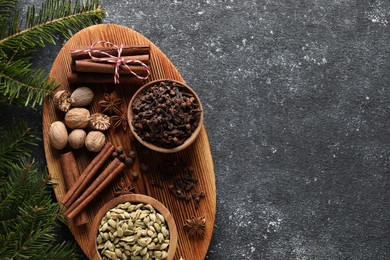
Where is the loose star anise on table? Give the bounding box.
[114,178,134,196]
[111,103,128,131]
[184,216,206,239]
[99,91,122,114]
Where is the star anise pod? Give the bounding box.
[99,91,122,114]
[114,178,134,196]
[111,103,128,131]
[184,216,206,239]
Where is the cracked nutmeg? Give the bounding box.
[184,216,206,239]
[53,89,71,112]
[90,113,110,131]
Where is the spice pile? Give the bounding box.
[168,168,205,209]
[131,80,202,148]
[96,202,170,259]
[49,86,109,152]
[148,160,206,210]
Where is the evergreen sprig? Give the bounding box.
[0,0,18,39]
[0,120,38,175]
[0,158,77,259]
[1,0,104,53]
[0,57,58,106]
[0,1,105,257]
[0,0,105,107]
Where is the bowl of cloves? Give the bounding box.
[90,194,178,260]
[128,79,203,153]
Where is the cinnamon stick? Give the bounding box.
[59,152,76,189]
[73,55,150,64]
[60,142,115,208]
[64,158,127,219]
[59,152,89,225]
[72,60,148,75]
[67,72,145,85]
[71,45,150,61]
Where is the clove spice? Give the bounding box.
[131,80,202,148]
[149,160,206,209]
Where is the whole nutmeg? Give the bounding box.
[69,87,94,107]
[68,129,86,149]
[53,90,71,112]
[85,131,106,152]
[49,121,68,150]
[64,108,90,129]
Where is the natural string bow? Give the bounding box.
[71,41,150,84]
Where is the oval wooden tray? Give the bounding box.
[42,24,216,260]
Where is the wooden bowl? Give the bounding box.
[127,79,204,153]
[89,194,178,260]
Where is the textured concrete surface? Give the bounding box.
[4,0,390,259]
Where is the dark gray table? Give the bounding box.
[3,1,390,259]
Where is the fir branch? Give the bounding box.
[0,158,77,259]
[0,0,18,38]
[0,159,39,222]
[0,57,58,106]
[0,120,38,176]
[0,0,104,53]
[0,0,104,107]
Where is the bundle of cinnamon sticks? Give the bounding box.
[67,45,150,85]
[59,142,129,223]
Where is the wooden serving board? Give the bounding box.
[42,24,216,260]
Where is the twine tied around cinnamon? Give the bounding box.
[71,41,150,84]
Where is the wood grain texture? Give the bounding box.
[42,24,215,260]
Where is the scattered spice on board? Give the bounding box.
[184,216,206,239]
[132,171,139,181]
[111,103,128,131]
[131,80,202,148]
[114,178,134,197]
[110,145,135,167]
[140,162,149,172]
[147,160,206,209]
[99,91,123,115]
[170,165,205,208]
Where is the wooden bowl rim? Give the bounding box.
[89,194,178,260]
[127,79,204,153]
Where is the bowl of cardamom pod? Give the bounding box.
[128,79,204,153]
[89,194,178,260]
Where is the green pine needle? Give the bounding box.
[0,0,18,38]
[0,158,77,259]
[0,120,38,176]
[0,57,58,106]
[0,0,104,53]
[0,0,105,107]
[0,0,105,258]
